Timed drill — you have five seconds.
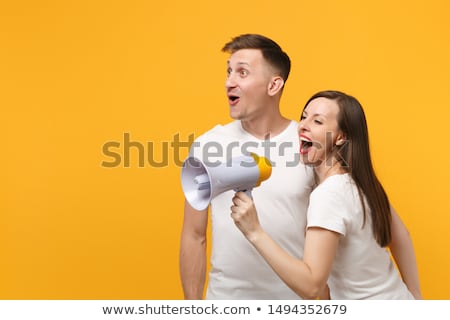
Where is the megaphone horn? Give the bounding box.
[181,153,272,211]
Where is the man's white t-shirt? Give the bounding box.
[190,120,314,299]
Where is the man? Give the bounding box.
[179,34,314,299]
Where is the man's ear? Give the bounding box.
[268,76,284,96]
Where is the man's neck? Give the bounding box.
[240,116,291,140]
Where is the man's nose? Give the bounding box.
[225,73,237,89]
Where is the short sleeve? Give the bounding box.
[307,180,350,236]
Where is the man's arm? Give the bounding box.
[389,206,423,299]
[179,200,208,299]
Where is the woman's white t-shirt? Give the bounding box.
[307,174,414,299]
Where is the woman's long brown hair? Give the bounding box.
[303,90,392,247]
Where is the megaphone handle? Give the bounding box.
[244,189,253,199]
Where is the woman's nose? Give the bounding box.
[298,120,308,131]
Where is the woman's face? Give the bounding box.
[298,97,343,166]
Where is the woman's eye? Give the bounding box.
[314,120,323,124]
[240,70,248,76]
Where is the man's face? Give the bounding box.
[225,49,275,120]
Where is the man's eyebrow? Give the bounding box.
[227,61,250,67]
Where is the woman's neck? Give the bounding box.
[314,159,346,184]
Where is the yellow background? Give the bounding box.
[1,0,449,299]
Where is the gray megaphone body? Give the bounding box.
[181,153,272,211]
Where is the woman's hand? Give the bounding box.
[230,191,263,242]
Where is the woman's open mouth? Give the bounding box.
[299,135,313,155]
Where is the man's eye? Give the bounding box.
[240,70,248,76]
[314,120,323,124]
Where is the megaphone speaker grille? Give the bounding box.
[181,157,212,211]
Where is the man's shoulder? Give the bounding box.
[189,121,243,159]
[194,121,241,142]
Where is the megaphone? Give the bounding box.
[181,153,272,211]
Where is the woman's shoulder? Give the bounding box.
[316,173,352,191]
[311,174,357,202]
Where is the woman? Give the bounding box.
[231,90,421,299]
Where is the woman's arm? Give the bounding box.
[318,284,331,299]
[389,206,423,299]
[230,192,339,299]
